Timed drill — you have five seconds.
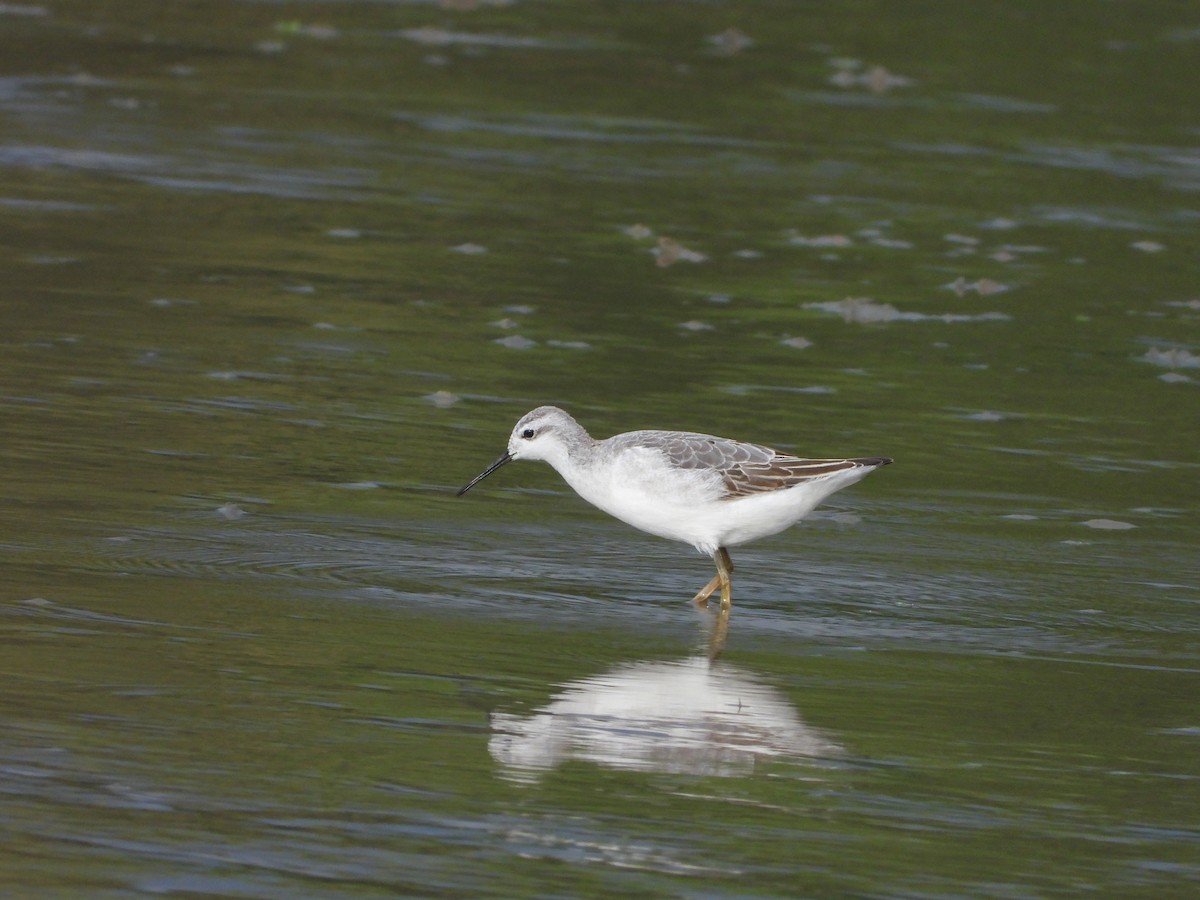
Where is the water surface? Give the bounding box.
[2,1,1198,896]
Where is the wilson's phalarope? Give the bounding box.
[458,406,891,610]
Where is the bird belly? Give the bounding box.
[563,453,721,549]
[558,452,873,556]
[695,467,876,552]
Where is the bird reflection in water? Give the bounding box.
[703,600,731,660]
[489,652,843,782]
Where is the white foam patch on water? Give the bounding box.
[805,298,1010,324]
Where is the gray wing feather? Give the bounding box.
[616,430,886,500]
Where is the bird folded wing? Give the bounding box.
[718,457,860,498]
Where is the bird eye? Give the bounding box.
[521,428,536,439]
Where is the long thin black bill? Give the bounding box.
[456,450,512,496]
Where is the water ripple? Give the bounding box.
[0,144,374,200]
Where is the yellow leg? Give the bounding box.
[716,547,733,611]
[691,574,720,607]
[691,548,734,609]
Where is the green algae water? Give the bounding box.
[2,1,1198,895]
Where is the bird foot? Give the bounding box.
[691,573,721,607]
